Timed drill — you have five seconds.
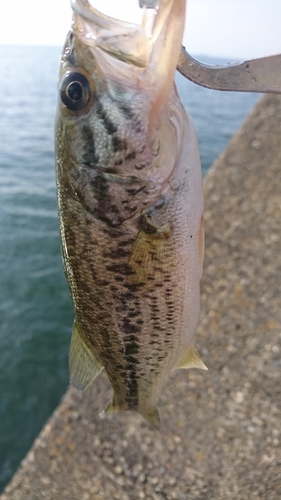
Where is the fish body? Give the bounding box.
[55,0,205,427]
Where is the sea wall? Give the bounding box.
[1,93,281,500]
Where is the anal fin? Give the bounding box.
[174,345,208,371]
[69,321,104,391]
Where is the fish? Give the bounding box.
[55,0,206,428]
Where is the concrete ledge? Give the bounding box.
[2,94,281,500]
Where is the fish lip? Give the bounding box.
[71,0,142,33]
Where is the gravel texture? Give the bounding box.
[1,93,281,500]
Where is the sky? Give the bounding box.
[1,0,281,59]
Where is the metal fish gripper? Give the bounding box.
[139,0,281,93]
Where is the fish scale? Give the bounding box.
[55,0,206,428]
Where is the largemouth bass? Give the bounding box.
[55,0,205,428]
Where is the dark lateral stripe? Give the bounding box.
[123,330,140,407]
[112,135,127,153]
[116,101,142,133]
[96,100,128,153]
[82,124,99,165]
[116,101,134,119]
[96,101,117,135]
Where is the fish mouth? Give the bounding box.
[71,0,185,69]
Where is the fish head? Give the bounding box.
[55,0,187,225]
[68,0,186,110]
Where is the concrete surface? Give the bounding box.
[1,93,281,500]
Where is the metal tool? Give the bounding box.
[138,0,281,93]
[177,48,281,93]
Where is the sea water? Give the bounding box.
[0,45,259,492]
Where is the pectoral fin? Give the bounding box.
[128,213,172,284]
[69,321,104,391]
[174,345,208,371]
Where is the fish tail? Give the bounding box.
[105,397,118,415]
[105,398,160,429]
[139,406,160,429]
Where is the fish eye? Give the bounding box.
[60,72,90,111]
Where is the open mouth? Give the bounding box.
[71,0,178,67]
[74,0,160,25]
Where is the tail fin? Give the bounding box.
[104,398,160,429]
[140,406,160,429]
